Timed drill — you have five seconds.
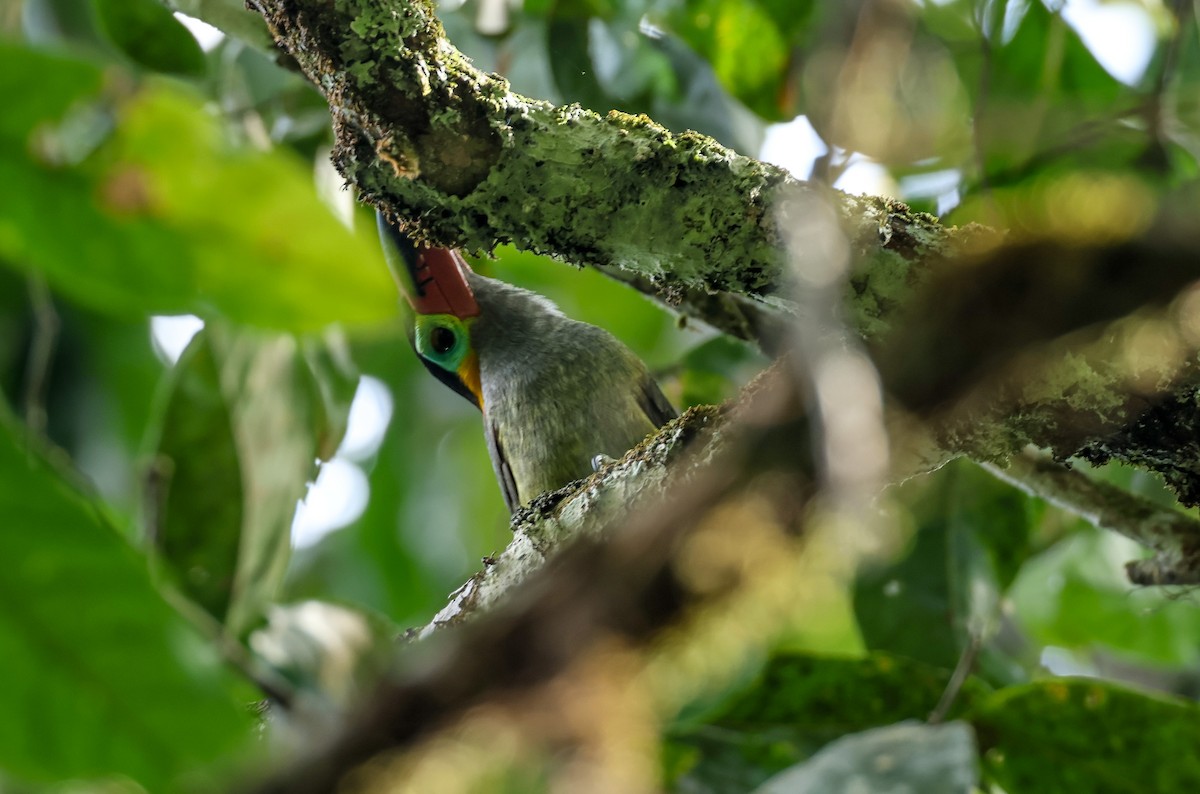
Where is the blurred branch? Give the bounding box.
[249,368,816,793]
[873,220,1200,499]
[984,449,1200,586]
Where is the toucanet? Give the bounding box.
[377,211,677,513]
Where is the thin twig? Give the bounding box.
[22,275,59,436]
[928,633,981,725]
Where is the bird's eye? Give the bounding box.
[430,325,456,355]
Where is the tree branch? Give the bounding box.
[247,0,965,334]
[983,449,1200,585]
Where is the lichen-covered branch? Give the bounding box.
[417,405,726,637]
[247,0,962,331]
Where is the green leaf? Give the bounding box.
[0,41,397,332]
[754,721,978,794]
[167,0,275,51]
[151,331,244,622]
[0,409,253,789]
[656,0,791,120]
[972,679,1200,792]
[0,43,103,140]
[1010,530,1200,667]
[666,652,989,792]
[854,461,1038,672]
[960,1,1133,183]
[93,0,208,77]
[150,325,357,636]
[547,13,611,112]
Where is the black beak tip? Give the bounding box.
[375,208,422,277]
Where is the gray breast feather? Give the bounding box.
[469,272,674,511]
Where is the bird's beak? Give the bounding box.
[376,209,481,319]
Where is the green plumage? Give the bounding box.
[465,270,676,512]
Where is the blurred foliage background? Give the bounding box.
[4,0,1200,791]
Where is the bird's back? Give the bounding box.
[468,273,674,510]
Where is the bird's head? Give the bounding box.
[377,211,484,409]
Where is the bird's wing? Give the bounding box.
[486,417,521,514]
[638,375,678,428]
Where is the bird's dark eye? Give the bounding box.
[430,325,456,355]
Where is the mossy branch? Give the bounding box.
[243,1,1200,590]
[246,0,965,342]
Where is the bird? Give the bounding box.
[376,210,677,514]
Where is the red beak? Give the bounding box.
[377,211,481,318]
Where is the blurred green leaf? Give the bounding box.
[151,330,244,622]
[93,0,207,76]
[1010,530,1200,667]
[753,721,978,794]
[0,408,253,790]
[0,41,395,332]
[21,0,111,52]
[961,1,1134,185]
[168,0,274,50]
[150,324,357,636]
[667,652,988,793]
[972,679,1200,792]
[655,0,793,120]
[547,12,610,112]
[854,460,1038,671]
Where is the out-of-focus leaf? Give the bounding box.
[644,32,763,154]
[1010,530,1200,667]
[678,335,766,407]
[753,721,978,794]
[666,652,989,793]
[958,1,1132,186]
[0,408,253,790]
[854,460,1039,672]
[21,0,111,52]
[0,42,395,332]
[93,0,207,76]
[654,0,792,120]
[971,679,1200,792]
[150,325,357,636]
[547,11,610,112]
[168,0,274,50]
[0,43,102,139]
[249,600,396,708]
[151,331,244,622]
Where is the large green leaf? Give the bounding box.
[972,679,1200,792]
[753,721,978,794]
[93,0,207,76]
[1010,529,1200,667]
[150,324,357,636]
[166,0,274,51]
[653,0,793,120]
[0,41,396,332]
[151,331,245,622]
[854,460,1039,674]
[949,0,1139,194]
[666,652,989,793]
[0,409,254,790]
